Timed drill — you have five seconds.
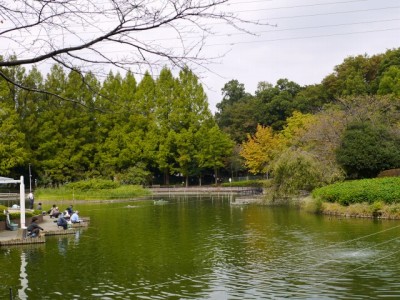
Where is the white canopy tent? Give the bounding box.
[0,176,26,229]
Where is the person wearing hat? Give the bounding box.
[27,216,44,237]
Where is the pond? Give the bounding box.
[1,195,400,299]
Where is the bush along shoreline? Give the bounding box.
[309,177,400,219]
[35,179,150,201]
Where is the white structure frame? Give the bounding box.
[0,176,26,228]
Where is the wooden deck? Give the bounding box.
[0,235,46,246]
[0,215,89,246]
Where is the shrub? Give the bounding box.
[378,168,400,177]
[271,149,325,197]
[312,177,400,205]
[0,211,36,221]
[117,164,152,185]
[336,122,400,179]
[65,179,120,190]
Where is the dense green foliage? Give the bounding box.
[217,47,400,185]
[312,177,400,206]
[0,210,37,221]
[0,66,232,187]
[2,47,400,188]
[336,122,400,178]
[65,179,120,190]
[271,150,325,196]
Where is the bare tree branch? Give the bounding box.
[0,0,267,101]
[0,68,92,109]
[0,0,259,67]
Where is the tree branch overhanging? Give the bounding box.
[0,0,269,103]
[0,0,260,68]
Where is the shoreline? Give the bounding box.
[302,197,400,220]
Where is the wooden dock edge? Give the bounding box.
[0,235,46,246]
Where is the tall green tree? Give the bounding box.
[322,54,383,98]
[259,79,303,130]
[378,66,400,97]
[154,67,178,185]
[215,80,257,142]
[336,122,400,178]
[34,65,69,185]
[217,79,248,111]
[18,66,44,162]
[196,124,234,185]
[0,105,27,176]
[171,67,213,186]
[97,71,147,180]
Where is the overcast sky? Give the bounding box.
[201,0,400,113]
[2,0,399,115]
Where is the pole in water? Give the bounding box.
[9,287,13,300]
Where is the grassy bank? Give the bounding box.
[308,177,400,219]
[312,177,400,205]
[35,182,150,201]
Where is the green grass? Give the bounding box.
[35,184,150,201]
[312,177,400,205]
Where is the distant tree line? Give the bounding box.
[0,65,232,186]
[1,47,400,189]
[216,47,400,194]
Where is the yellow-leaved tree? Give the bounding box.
[279,111,317,148]
[240,124,283,175]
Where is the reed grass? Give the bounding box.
[303,197,400,219]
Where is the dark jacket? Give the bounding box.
[27,222,43,232]
[57,216,68,227]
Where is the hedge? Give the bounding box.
[312,177,400,206]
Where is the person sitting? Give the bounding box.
[57,213,68,230]
[67,205,74,215]
[27,216,44,237]
[48,204,55,215]
[70,211,81,223]
[63,210,70,220]
[50,206,60,218]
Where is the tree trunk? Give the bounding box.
[164,169,170,185]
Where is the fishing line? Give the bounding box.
[126,235,400,293]
[264,222,400,265]
[128,273,211,292]
[266,235,400,278]
[69,198,400,293]
[288,247,400,297]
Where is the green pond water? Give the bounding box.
[1,195,400,299]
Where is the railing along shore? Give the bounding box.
[149,186,263,195]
